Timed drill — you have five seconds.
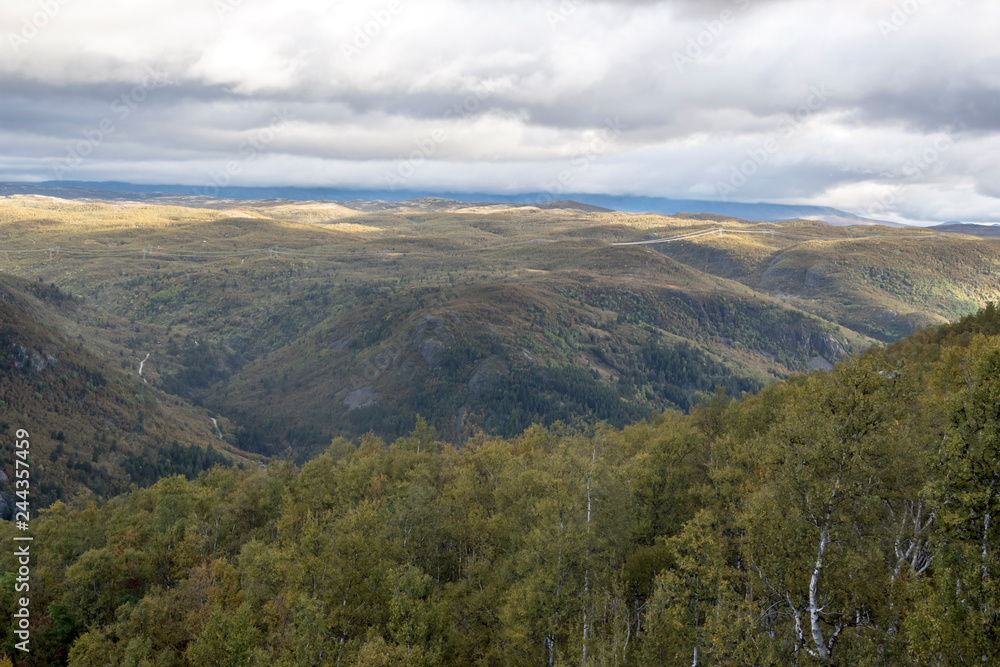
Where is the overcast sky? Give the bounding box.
[1,0,998,223]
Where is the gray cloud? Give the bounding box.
[857,84,1000,134]
[0,0,998,223]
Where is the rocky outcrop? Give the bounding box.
[411,316,456,367]
[342,385,378,412]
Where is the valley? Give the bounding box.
[3,193,1000,665]
[2,194,999,470]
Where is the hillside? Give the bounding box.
[933,222,1000,238]
[211,267,853,454]
[643,221,1000,341]
[3,196,999,456]
[0,196,887,455]
[0,273,257,508]
[3,193,1000,663]
[2,303,999,665]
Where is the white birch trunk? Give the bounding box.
[809,530,831,662]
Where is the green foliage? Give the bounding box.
[4,303,1000,664]
[0,198,902,457]
[160,337,239,401]
[658,230,1000,342]
[909,344,1000,663]
[5,199,1000,664]
[186,602,264,666]
[934,300,1000,339]
[122,442,232,487]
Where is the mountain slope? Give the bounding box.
[0,274,255,508]
[646,222,1000,341]
[4,195,996,457]
[210,263,859,453]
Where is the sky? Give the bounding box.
[1,0,999,224]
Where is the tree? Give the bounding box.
[185,601,264,667]
[910,346,1000,663]
[731,355,924,663]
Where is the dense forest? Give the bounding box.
[2,304,999,665]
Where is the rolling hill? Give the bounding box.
[2,193,998,462]
[644,221,1000,340]
[933,222,1000,238]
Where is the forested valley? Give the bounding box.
[3,303,999,665]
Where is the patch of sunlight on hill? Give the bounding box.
[324,222,385,234]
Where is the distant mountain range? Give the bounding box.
[1,180,899,226]
[932,222,1000,238]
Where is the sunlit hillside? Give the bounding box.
[2,195,998,459]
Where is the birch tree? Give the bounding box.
[735,355,922,663]
[908,345,1000,663]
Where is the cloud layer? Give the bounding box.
[1,0,998,223]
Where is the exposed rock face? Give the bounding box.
[804,263,834,288]
[808,356,835,372]
[411,316,456,367]
[760,255,835,292]
[11,344,51,374]
[419,340,446,366]
[760,265,799,283]
[816,333,847,360]
[771,325,848,363]
[342,385,378,412]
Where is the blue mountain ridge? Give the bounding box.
[2,180,898,225]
